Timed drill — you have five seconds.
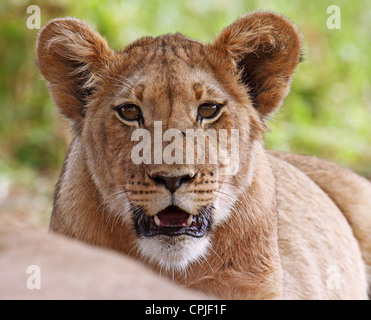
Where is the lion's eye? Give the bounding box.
[115,104,142,122]
[197,103,222,120]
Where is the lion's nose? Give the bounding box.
[149,173,195,193]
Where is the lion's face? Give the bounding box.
[37,14,301,271]
[81,35,259,270]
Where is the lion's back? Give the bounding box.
[268,153,368,299]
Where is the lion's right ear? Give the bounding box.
[36,18,115,128]
[211,12,302,120]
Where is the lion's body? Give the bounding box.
[271,153,369,299]
[272,151,371,298]
[36,12,371,299]
[0,225,207,299]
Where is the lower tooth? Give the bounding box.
[187,215,193,227]
[154,215,161,227]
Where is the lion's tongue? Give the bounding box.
[155,206,192,227]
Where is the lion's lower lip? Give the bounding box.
[133,205,213,238]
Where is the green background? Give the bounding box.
[0,0,370,225]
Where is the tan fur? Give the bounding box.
[0,225,208,299]
[269,151,371,296]
[36,12,371,299]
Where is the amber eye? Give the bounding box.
[115,104,142,122]
[197,103,222,120]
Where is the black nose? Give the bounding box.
[150,174,194,193]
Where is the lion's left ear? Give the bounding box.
[36,18,115,132]
[211,12,302,119]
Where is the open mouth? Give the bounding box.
[133,205,212,237]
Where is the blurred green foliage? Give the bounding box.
[1,0,370,181]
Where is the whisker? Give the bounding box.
[216,180,240,189]
[209,246,224,265]
[200,253,214,273]
[127,240,140,256]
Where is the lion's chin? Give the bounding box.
[137,235,211,271]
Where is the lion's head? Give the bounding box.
[37,12,301,272]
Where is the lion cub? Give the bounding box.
[36,12,371,299]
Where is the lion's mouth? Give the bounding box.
[133,205,212,237]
